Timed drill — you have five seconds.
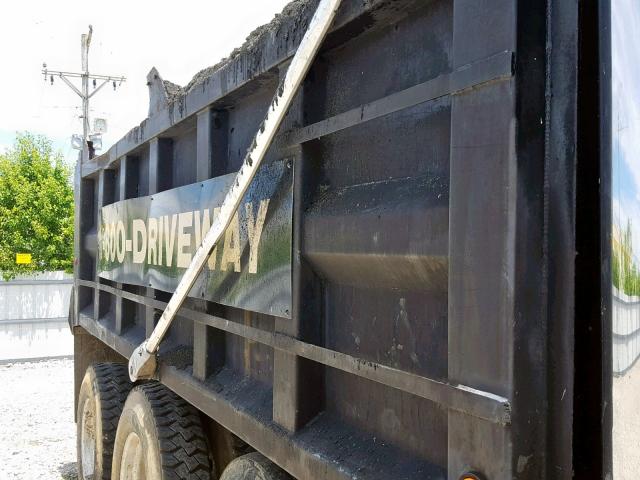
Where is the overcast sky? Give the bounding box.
[0,0,291,162]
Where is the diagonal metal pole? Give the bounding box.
[128,0,343,381]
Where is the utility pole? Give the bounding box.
[42,25,126,160]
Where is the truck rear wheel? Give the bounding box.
[219,453,292,480]
[111,382,212,480]
[77,363,132,480]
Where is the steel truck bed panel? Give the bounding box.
[71,0,585,478]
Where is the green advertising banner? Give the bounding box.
[98,160,292,319]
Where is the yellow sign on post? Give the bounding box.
[16,253,32,264]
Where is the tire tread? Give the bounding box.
[82,362,131,480]
[135,382,211,479]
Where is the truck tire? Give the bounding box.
[111,382,212,480]
[77,363,132,480]
[219,453,292,480]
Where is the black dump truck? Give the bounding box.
[69,0,636,478]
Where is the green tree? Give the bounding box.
[0,133,74,280]
[613,219,640,296]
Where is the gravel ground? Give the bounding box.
[0,358,77,480]
[613,360,640,479]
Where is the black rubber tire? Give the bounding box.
[77,362,132,480]
[111,382,212,479]
[219,453,292,480]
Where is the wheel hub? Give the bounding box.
[119,431,146,480]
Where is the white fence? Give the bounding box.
[613,286,640,375]
[0,271,73,362]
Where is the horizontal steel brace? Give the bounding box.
[78,279,511,425]
[280,50,514,146]
[81,50,514,179]
[76,312,375,480]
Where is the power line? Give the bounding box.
[42,25,126,160]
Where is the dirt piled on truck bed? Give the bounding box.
[162,0,315,99]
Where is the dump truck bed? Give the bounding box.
[71,1,612,478]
